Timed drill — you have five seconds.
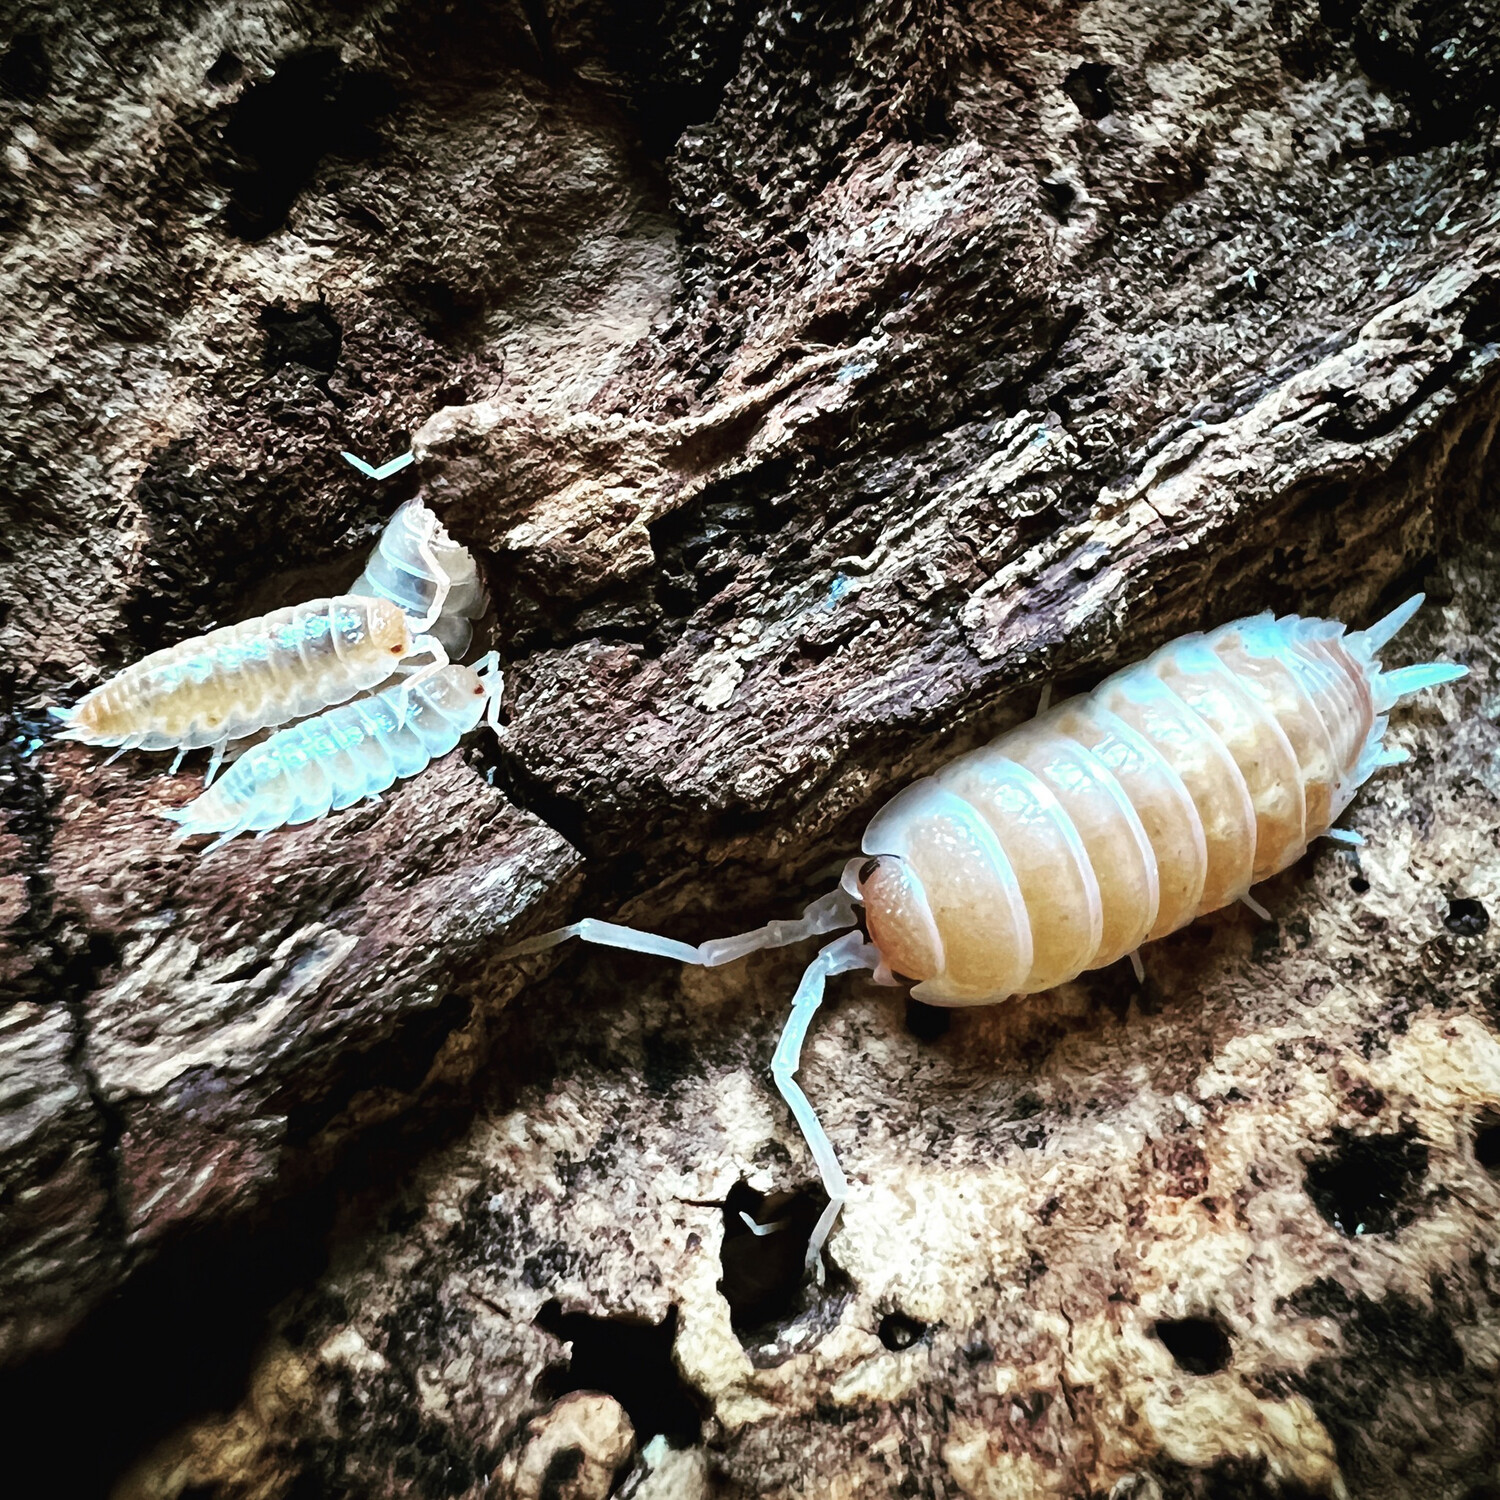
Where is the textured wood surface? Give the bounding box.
[0,0,1497,1495]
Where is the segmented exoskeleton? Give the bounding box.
[350,498,488,660]
[505,595,1467,1272]
[163,655,503,851]
[54,597,449,784]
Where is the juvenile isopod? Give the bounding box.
[505,596,1468,1270]
[54,596,451,783]
[163,654,503,851]
[350,497,489,660]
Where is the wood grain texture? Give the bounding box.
[0,0,1497,1494]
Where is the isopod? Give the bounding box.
[505,595,1467,1270]
[54,596,451,784]
[163,654,503,851]
[350,497,489,660]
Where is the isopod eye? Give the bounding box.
[473,685,484,695]
[859,857,883,884]
[391,644,405,654]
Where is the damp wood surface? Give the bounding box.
[0,0,1498,1496]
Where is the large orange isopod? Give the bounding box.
[507,596,1467,1270]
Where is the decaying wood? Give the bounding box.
[1,0,1498,1495]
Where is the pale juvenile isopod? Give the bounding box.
[53,597,451,784]
[505,596,1467,1271]
[350,497,489,660]
[163,654,503,852]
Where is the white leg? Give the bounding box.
[1129,949,1145,983]
[202,821,251,854]
[168,747,188,775]
[101,735,145,767]
[1239,891,1273,921]
[204,739,229,786]
[1037,682,1052,714]
[771,930,880,1277]
[1324,827,1365,846]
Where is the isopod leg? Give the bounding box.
[204,739,230,787]
[771,929,879,1277]
[1325,827,1365,846]
[202,819,254,854]
[101,735,146,767]
[1239,891,1273,921]
[1128,949,1145,983]
[168,747,188,775]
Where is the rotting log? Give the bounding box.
[0,0,1498,1496]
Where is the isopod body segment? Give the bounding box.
[350,498,489,659]
[54,597,445,779]
[163,657,502,851]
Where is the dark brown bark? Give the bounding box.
[1,0,1498,1495]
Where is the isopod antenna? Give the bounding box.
[503,886,875,1274]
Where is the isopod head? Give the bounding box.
[419,662,492,734]
[362,597,416,659]
[847,854,942,988]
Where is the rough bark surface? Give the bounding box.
[1,0,1498,1496]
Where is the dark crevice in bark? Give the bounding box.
[0,706,61,1009]
[62,999,129,1261]
[0,702,126,1249]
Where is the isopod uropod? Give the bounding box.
[54,595,452,783]
[163,654,503,851]
[350,497,489,660]
[506,596,1468,1271]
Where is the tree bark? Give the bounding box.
[1,0,1498,1496]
